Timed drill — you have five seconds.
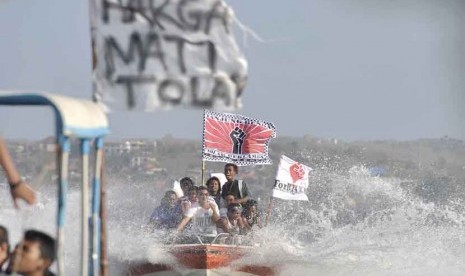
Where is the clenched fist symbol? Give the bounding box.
[230,127,246,154]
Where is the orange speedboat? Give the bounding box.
[126,234,277,276]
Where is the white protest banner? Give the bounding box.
[90,0,248,111]
[272,155,312,201]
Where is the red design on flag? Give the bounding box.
[289,163,305,183]
[202,110,276,166]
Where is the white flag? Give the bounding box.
[272,155,312,201]
[172,180,183,198]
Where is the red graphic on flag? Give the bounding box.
[202,110,276,165]
[289,163,305,183]
[204,117,273,154]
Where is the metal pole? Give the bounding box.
[57,137,70,276]
[91,138,103,276]
[201,160,206,186]
[80,139,90,276]
[99,149,108,276]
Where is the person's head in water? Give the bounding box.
[162,190,178,208]
[0,225,9,268]
[224,163,238,182]
[206,176,221,195]
[7,229,56,276]
[180,177,194,196]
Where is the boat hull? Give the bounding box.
[126,244,276,276]
[170,244,248,269]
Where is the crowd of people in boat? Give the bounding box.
[148,163,263,244]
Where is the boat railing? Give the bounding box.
[201,233,249,246]
[195,235,205,244]
[171,232,248,246]
[210,233,230,245]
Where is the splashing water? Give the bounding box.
[1,166,465,276]
[241,166,465,276]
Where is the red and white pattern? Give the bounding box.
[202,110,276,166]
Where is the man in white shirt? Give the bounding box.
[177,186,220,241]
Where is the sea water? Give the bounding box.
[1,166,464,276]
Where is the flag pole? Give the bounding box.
[201,110,206,186]
[201,160,206,186]
[264,196,274,226]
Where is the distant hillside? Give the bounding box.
[7,136,465,205]
[114,135,465,204]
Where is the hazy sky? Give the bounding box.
[1,0,464,141]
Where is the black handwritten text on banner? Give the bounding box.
[91,0,248,111]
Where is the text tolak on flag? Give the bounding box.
[90,0,248,111]
[272,155,312,201]
[202,110,276,166]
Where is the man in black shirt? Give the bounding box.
[221,163,250,204]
